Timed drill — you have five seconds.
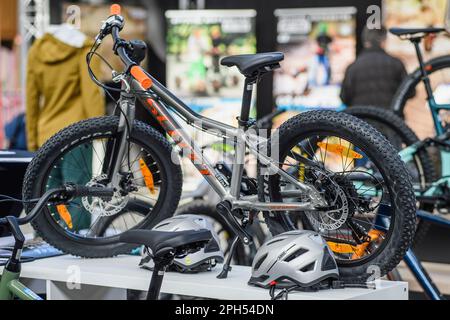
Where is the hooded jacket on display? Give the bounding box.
[26,32,105,151]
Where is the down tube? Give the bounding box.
[137,94,228,198]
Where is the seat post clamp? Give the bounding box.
[237,117,255,128]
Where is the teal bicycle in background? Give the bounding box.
[346,27,450,300]
[347,27,450,240]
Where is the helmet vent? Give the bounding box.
[300,262,316,273]
[285,248,308,262]
[321,248,337,271]
[254,253,268,271]
[204,239,220,253]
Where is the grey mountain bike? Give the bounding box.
[23,4,416,282]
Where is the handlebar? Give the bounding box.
[95,4,153,90]
[111,26,135,70]
[0,184,115,226]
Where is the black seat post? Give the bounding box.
[239,77,256,125]
[412,38,434,99]
[146,248,175,300]
[146,262,166,300]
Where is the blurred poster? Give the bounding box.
[274,7,356,114]
[385,0,449,71]
[166,10,257,126]
[63,3,148,80]
[165,10,256,190]
[384,0,450,138]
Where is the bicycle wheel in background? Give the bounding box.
[23,116,182,258]
[345,106,436,245]
[258,111,416,282]
[392,55,450,174]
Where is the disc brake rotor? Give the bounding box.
[82,174,129,217]
[305,185,349,231]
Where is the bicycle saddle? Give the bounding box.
[221,52,284,78]
[119,229,212,255]
[390,27,446,38]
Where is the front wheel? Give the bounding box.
[258,111,416,282]
[23,116,182,258]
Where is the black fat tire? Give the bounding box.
[23,116,182,258]
[345,106,436,245]
[257,110,417,282]
[392,55,450,117]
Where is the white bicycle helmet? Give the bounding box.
[140,214,224,273]
[248,230,339,289]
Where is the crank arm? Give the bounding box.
[216,201,252,245]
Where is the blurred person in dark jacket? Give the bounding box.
[340,26,413,108]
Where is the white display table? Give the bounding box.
[0,255,408,300]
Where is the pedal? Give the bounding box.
[216,201,253,245]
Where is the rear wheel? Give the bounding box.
[23,116,182,258]
[258,111,416,282]
[345,106,435,245]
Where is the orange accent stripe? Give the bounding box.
[317,142,363,159]
[178,142,189,148]
[199,169,211,175]
[131,66,153,89]
[157,116,167,122]
[139,159,156,194]
[110,4,121,15]
[189,153,197,161]
[56,205,73,229]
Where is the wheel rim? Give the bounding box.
[275,131,397,266]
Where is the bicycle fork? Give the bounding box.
[105,90,136,189]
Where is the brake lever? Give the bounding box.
[95,13,125,43]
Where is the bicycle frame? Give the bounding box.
[0,270,42,300]
[426,99,450,183]
[402,210,450,300]
[108,73,326,213]
[397,39,450,197]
